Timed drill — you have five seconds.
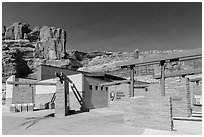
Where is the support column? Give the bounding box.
[160,61,165,96]
[186,78,192,117]
[55,78,69,116]
[130,66,134,97]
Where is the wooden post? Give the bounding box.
[186,78,192,117]
[130,66,134,97]
[160,61,165,96]
[64,80,70,115]
[169,97,174,131]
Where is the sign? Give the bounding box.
[193,95,202,105]
[110,91,115,101]
[116,91,125,99]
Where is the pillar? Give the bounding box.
[186,78,191,117]
[55,78,69,116]
[160,61,165,96]
[130,66,134,97]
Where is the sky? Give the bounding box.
[2,2,202,52]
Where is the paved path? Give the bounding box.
[2,107,200,135]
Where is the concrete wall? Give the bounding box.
[164,77,189,117]
[108,84,129,105]
[5,75,15,99]
[83,76,109,109]
[5,77,37,105]
[12,85,35,104]
[37,65,81,81]
[35,74,83,109]
[190,80,202,112]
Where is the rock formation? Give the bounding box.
[2,22,201,81]
[27,27,40,42]
[35,26,67,60]
[4,22,31,40]
[2,26,6,39]
[133,49,139,59]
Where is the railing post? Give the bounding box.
[169,97,174,131]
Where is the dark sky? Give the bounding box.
[2,2,202,52]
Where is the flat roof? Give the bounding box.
[37,64,126,81]
[116,48,202,68]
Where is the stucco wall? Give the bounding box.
[83,76,109,109]
[5,75,15,99]
[190,81,202,112]
[108,84,129,105]
[35,74,83,109]
[36,73,83,94]
[6,77,37,105]
[12,85,35,104]
[38,65,81,81]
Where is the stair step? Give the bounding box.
[192,111,202,115]
[173,116,202,121]
[192,114,202,117]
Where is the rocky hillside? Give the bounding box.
[2,22,202,81]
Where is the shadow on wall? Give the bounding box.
[13,49,32,78]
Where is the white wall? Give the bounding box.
[5,75,15,98]
[36,78,57,94]
[36,73,83,94]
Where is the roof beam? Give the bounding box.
[7,81,56,85]
[99,80,131,86]
[189,77,202,82]
[153,68,202,79]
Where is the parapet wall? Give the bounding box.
[83,84,108,109]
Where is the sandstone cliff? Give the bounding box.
[2,22,202,81]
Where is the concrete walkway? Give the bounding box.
[2,107,200,135]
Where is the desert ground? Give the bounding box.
[2,105,201,135]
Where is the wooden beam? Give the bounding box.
[189,77,202,82]
[134,84,149,88]
[116,48,202,68]
[7,81,56,85]
[99,80,131,86]
[153,68,202,79]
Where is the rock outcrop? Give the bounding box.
[3,23,67,60]
[34,26,67,60]
[2,22,202,81]
[27,27,40,42]
[4,22,31,40]
[2,26,6,38]
[2,39,35,78]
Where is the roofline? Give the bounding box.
[39,64,90,74]
[116,48,202,68]
[153,68,202,79]
[189,77,202,82]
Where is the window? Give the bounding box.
[89,85,92,90]
[105,87,108,91]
